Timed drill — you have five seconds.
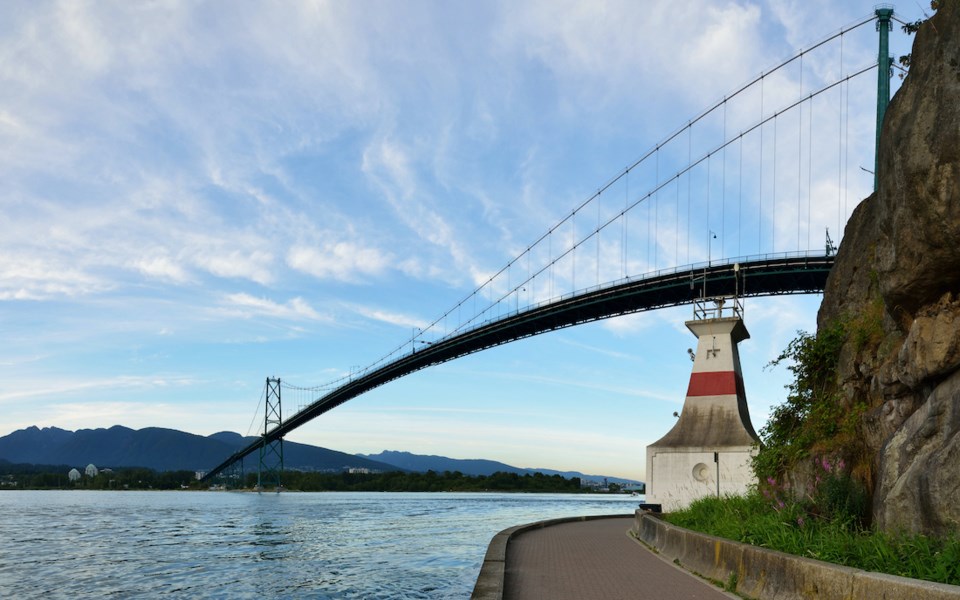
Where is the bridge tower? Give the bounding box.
[875,4,894,191]
[257,377,284,492]
[224,455,245,490]
[645,291,760,512]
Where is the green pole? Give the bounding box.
[875,5,894,192]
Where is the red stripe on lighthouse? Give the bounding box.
[686,371,738,397]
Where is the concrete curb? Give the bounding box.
[634,510,960,600]
[470,513,633,600]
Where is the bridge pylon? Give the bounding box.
[256,377,284,492]
[644,295,760,512]
[875,4,894,191]
[224,455,245,490]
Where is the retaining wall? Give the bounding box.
[634,510,960,599]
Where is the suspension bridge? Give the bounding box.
[202,8,907,486]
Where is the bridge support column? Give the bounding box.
[645,298,759,512]
[875,4,894,191]
[257,377,284,492]
[225,455,245,490]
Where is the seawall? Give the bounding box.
[634,510,960,599]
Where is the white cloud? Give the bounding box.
[495,0,765,113]
[221,293,327,322]
[347,304,430,330]
[287,242,390,282]
[0,374,197,404]
[0,255,111,300]
[131,255,191,283]
[193,249,274,286]
[601,311,660,337]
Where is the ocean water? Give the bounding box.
[0,490,640,598]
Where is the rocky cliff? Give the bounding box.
[816,3,960,535]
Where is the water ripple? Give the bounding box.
[1,490,639,598]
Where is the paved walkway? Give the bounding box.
[503,517,734,600]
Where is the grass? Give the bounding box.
[664,492,960,585]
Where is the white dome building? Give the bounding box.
[68,468,80,482]
[84,464,98,478]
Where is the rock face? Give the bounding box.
[817,4,960,536]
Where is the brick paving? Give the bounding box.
[503,517,734,600]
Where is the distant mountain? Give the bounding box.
[0,427,641,484]
[0,426,399,473]
[358,450,526,477]
[359,450,643,486]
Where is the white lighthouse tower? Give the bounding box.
[645,294,760,511]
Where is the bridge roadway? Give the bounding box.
[202,252,832,481]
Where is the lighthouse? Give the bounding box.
[645,294,760,511]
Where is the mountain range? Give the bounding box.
[359,450,641,485]
[0,426,642,484]
[0,426,397,473]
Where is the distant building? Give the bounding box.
[195,471,207,481]
[348,467,371,474]
[85,464,99,478]
[68,468,81,482]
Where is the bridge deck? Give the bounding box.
[203,254,833,482]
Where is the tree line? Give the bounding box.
[1,463,591,493]
[255,469,584,492]
[0,464,198,490]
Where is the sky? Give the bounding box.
[0,1,924,481]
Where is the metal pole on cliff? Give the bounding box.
[875,5,894,192]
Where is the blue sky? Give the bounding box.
[0,1,921,481]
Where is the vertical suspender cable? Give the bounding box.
[798,53,804,251]
[838,33,844,238]
[571,210,576,292]
[808,85,814,250]
[739,133,743,257]
[654,146,659,269]
[676,172,680,266]
[647,170,652,267]
[687,123,692,263]
[722,98,727,257]
[549,230,553,298]
[759,75,764,253]
[624,170,628,279]
[844,58,851,229]
[707,151,712,261]
[773,112,778,252]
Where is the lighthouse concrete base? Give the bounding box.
[645,446,756,512]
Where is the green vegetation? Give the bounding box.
[0,465,198,490]
[1,464,588,493]
[897,1,940,79]
[754,303,890,508]
[665,490,960,585]
[247,469,583,493]
[753,322,851,483]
